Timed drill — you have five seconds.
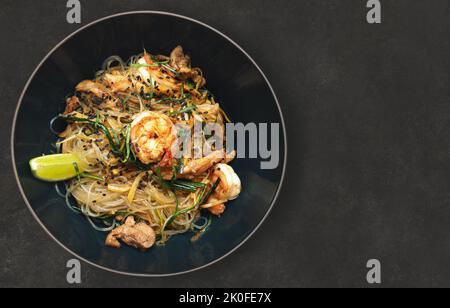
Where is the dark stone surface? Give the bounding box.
[0,0,448,287]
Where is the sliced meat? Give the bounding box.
[105,216,156,250]
[170,46,206,87]
[188,70,206,88]
[75,80,107,98]
[103,73,132,92]
[64,96,80,115]
[181,150,225,176]
[158,149,234,180]
[170,45,191,74]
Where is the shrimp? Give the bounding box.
[130,111,177,164]
[205,164,241,216]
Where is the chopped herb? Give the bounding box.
[72,162,105,182]
[164,178,219,228]
[155,97,185,104]
[120,125,132,163]
[169,105,197,116]
[200,177,221,205]
[129,63,159,69]
[161,64,180,77]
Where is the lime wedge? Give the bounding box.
[29,153,86,182]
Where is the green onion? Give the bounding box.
[132,159,154,171]
[165,187,207,227]
[161,64,180,77]
[154,167,172,190]
[72,162,104,182]
[130,146,137,161]
[73,162,81,182]
[170,183,198,193]
[130,56,175,78]
[121,125,132,163]
[165,178,220,227]
[145,75,154,100]
[80,173,105,182]
[200,178,221,205]
[150,55,170,65]
[169,105,197,116]
[173,180,206,189]
[170,159,183,182]
[155,97,185,104]
[61,115,121,155]
[171,180,206,192]
[153,165,205,192]
[129,63,159,69]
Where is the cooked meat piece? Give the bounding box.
[181,150,225,176]
[170,46,206,87]
[64,96,80,114]
[190,71,206,88]
[105,216,156,250]
[170,46,191,73]
[103,73,132,92]
[158,149,235,180]
[75,80,107,98]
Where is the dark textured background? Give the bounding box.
[1,0,449,287]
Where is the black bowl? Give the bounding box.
[12,11,286,276]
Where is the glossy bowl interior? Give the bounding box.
[12,11,285,276]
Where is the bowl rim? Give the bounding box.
[10,10,288,277]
